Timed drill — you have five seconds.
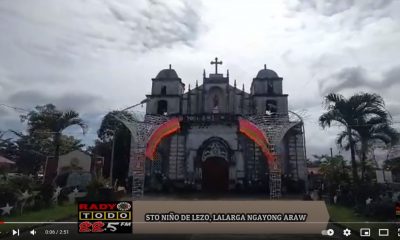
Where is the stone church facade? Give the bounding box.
[143,59,307,194]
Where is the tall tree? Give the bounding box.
[2,131,85,175]
[336,116,399,181]
[97,111,135,142]
[94,111,134,182]
[21,104,87,182]
[319,93,390,183]
[317,154,350,191]
[385,157,400,172]
[58,135,85,155]
[0,132,18,161]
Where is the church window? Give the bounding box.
[265,100,277,115]
[157,100,168,115]
[161,86,167,95]
[267,81,274,94]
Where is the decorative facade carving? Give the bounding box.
[201,141,228,162]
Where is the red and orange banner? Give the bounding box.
[145,118,181,160]
[238,117,275,164]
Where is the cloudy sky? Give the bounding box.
[1,0,400,161]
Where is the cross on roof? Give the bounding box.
[210,57,223,74]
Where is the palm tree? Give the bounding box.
[319,93,390,183]
[336,116,399,181]
[22,104,87,182]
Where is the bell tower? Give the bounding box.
[146,65,184,115]
[250,65,288,115]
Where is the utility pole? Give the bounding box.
[110,130,116,187]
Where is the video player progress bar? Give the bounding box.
[1,221,399,224]
[1,222,76,224]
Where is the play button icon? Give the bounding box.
[12,229,19,236]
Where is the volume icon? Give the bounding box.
[30,229,36,235]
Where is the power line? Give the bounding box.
[320,122,400,127]
[31,131,99,135]
[2,102,400,129]
[0,101,146,137]
[0,103,30,112]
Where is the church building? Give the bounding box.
[142,58,307,195]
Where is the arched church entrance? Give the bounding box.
[198,138,231,193]
[202,157,229,193]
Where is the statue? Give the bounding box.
[213,94,219,107]
[212,95,219,113]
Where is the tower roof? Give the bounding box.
[256,65,279,79]
[156,68,179,79]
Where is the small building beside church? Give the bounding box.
[44,150,104,184]
[57,150,92,173]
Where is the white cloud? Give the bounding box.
[0,0,399,157]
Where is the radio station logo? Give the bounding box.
[78,201,133,233]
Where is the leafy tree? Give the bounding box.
[58,135,85,155]
[97,111,135,142]
[319,93,390,183]
[336,116,399,181]
[0,132,18,161]
[384,157,400,171]
[1,130,85,175]
[94,111,133,183]
[318,154,350,192]
[20,104,87,181]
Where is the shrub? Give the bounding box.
[0,183,18,206]
[367,202,395,220]
[57,187,72,205]
[36,184,54,207]
[7,175,37,192]
[354,200,395,221]
[86,177,112,200]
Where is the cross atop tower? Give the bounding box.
[210,57,223,74]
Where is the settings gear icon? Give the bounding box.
[343,228,351,237]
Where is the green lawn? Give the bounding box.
[327,205,396,239]
[327,205,369,222]
[0,203,77,233]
